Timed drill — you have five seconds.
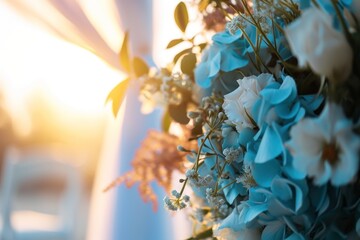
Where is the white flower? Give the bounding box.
[287,103,360,186]
[139,91,167,114]
[285,8,353,82]
[223,73,275,132]
[213,225,261,240]
[226,15,247,35]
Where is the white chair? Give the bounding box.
[0,148,82,240]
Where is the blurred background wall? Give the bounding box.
[0,0,187,239]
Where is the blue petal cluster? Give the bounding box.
[194,29,250,89]
[194,23,291,92]
[180,3,360,239]
[205,73,360,239]
[194,73,356,240]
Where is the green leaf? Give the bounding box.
[181,53,197,76]
[198,0,210,12]
[198,43,208,51]
[173,48,192,64]
[132,57,149,78]
[162,110,172,132]
[186,228,213,240]
[191,123,203,137]
[119,32,131,73]
[174,2,189,33]
[166,38,184,49]
[168,103,190,125]
[106,78,130,117]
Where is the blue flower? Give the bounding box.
[222,123,242,149]
[220,165,247,204]
[219,187,271,230]
[194,30,249,89]
[195,19,292,90]
[318,0,353,14]
[244,75,322,187]
[245,76,308,187]
[254,75,304,130]
[268,177,309,217]
[259,213,312,240]
[252,158,282,188]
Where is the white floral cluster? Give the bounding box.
[223,147,243,163]
[139,69,193,114]
[205,188,230,218]
[164,190,190,211]
[225,15,247,35]
[235,165,256,189]
[252,0,276,33]
[186,169,213,187]
[226,0,281,35]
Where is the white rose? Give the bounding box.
[285,8,353,82]
[223,73,274,132]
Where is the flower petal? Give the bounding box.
[252,160,281,187]
[255,126,283,163]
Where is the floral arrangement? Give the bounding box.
[106,0,360,239]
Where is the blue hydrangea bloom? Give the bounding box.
[237,187,271,225]
[268,177,309,216]
[259,213,312,240]
[221,124,241,149]
[195,30,249,88]
[195,23,291,90]
[252,158,282,188]
[248,76,309,187]
[220,165,247,203]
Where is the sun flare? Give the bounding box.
[0,2,125,137]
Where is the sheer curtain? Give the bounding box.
[4,0,179,239]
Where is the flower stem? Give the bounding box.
[214,162,228,193]
[216,179,237,194]
[330,0,352,43]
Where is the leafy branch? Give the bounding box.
[106,32,150,117]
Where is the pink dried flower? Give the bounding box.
[104,128,196,211]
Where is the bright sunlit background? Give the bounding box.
[0,1,121,180]
[0,2,123,238]
[0,0,183,239]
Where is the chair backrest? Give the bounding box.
[0,147,82,239]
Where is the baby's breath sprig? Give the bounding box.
[223,0,303,74]
[164,190,190,211]
[164,124,220,210]
[205,188,230,219]
[241,0,285,61]
[236,165,257,190]
[164,94,227,209]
